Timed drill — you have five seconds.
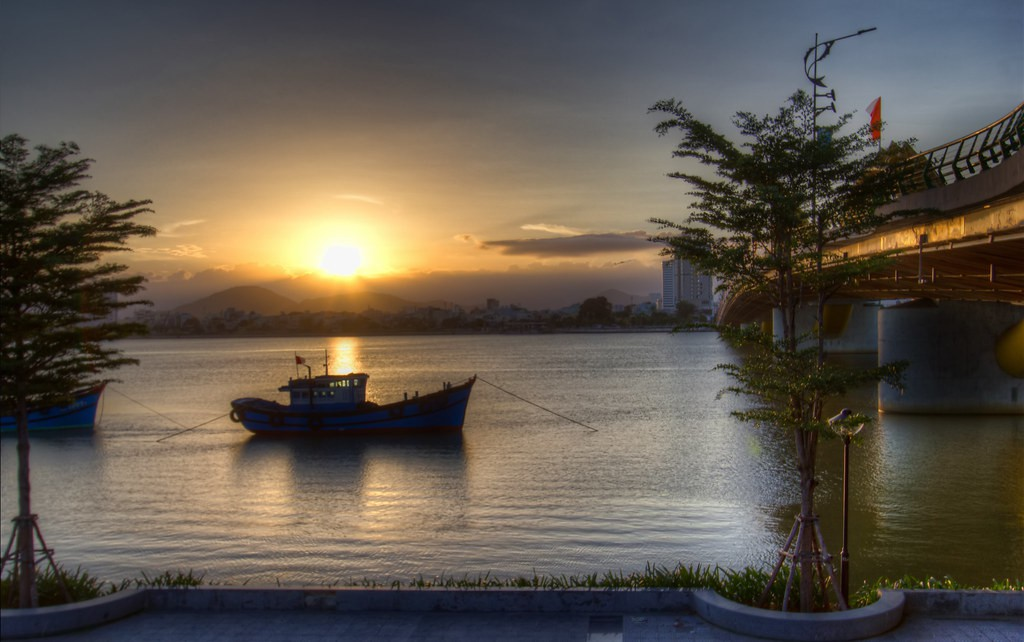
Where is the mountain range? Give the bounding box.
[141,261,661,313]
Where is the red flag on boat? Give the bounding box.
[295,355,305,365]
[866,97,882,140]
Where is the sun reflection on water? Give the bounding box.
[329,337,364,374]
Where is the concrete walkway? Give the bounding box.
[3,587,1020,641]
[19,608,1024,641]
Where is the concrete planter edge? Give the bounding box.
[691,589,905,642]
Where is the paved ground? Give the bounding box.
[28,609,1023,641]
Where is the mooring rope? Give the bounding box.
[154,414,230,443]
[476,376,598,432]
[107,386,229,442]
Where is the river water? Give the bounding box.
[1,334,1021,588]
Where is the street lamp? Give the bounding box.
[804,28,877,122]
[829,408,865,605]
[803,28,876,297]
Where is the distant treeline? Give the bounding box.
[135,297,703,337]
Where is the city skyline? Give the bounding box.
[2,0,1021,309]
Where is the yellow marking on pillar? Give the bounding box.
[818,304,853,339]
[994,320,1024,378]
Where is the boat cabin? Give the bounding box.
[279,373,369,410]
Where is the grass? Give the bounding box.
[381,565,1022,612]
[0,564,108,608]
[852,574,1023,608]
[1,565,205,609]
[400,564,827,611]
[2,563,1019,610]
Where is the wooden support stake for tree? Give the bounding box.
[760,518,800,607]
[761,513,847,612]
[0,514,71,607]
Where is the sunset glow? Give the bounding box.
[319,244,363,278]
[2,1,1018,310]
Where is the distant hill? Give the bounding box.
[174,285,434,316]
[300,291,428,314]
[171,279,654,317]
[175,286,299,316]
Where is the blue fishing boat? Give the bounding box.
[0,384,106,433]
[229,362,475,436]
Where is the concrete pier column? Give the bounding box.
[878,300,1024,414]
[823,302,879,354]
[771,301,880,353]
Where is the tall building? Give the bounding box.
[661,258,713,316]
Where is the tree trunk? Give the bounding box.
[795,427,819,612]
[16,394,38,608]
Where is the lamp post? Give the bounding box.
[803,27,877,346]
[829,409,865,605]
[804,27,877,124]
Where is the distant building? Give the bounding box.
[661,258,713,317]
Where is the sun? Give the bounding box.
[319,244,363,277]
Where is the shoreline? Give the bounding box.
[123,326,703,339]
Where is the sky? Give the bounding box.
[2,0,1021,309]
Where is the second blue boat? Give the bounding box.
[0,384,106,434]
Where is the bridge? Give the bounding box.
[717,102,1024,414]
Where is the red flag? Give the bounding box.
[295,355,305,365]
[866,97,882,140]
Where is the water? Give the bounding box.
[1,334,1021,587]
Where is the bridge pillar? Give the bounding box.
[878,300,1024,414]
[772,301,880,353]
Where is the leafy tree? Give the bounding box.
[0,135,155,607]
[577,296,614,326]
[672,300,697,323]
[649,91,908,611]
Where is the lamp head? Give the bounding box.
[828,408,865,439]
[828,408,852,425]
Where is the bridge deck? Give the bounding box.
[833,193,1023,304]
[716,104,1024,325]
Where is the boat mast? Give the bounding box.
[323,349,329,376]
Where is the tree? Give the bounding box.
[649,91,908,611]
[0,135,155,607]
[577,296,614,326]
[672,300,697,323]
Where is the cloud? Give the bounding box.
[333,194,385,206]
[159,219,206,237]
[520,223,583,236]
[454,233,490,249]
[137,244,208,258]
[481,231,654,257]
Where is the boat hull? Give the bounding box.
[230,378,474,436]
[0,384,106,433]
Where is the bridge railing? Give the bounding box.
[896,101,1024,195]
